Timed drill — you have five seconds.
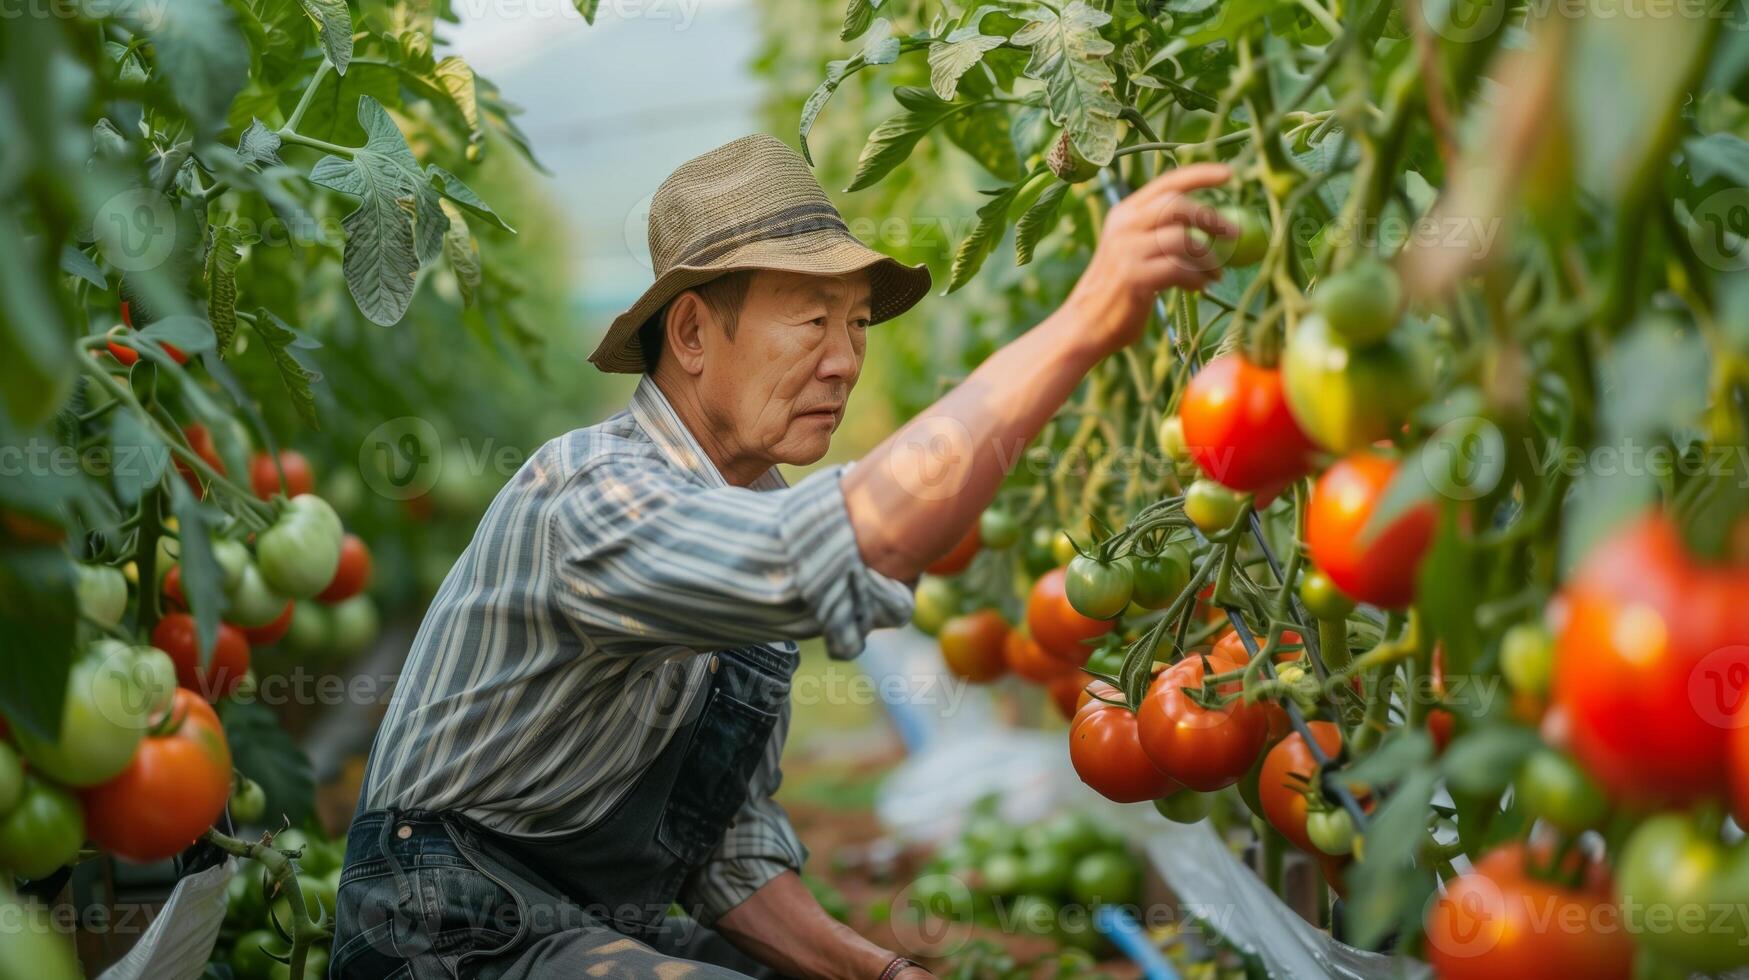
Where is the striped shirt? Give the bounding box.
[359,376,916,922]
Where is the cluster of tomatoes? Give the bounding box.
[0,450,377,889]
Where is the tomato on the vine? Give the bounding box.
[925,524,980,576]
[1212,629,1303,742]
[1070,699,1178,804]
[1259,721,1343,853]
[977,507,1021,550]
[1282,312,1430,454]
[1312,258,1402,346]
[1153,788,1215,823]
[1026,567,1116,665]
[0,775,85,880]
[175,423,227,497]
[1179,354,1316,494]
[1304,807,1355,856]
[1426,646,1454,754]
[1137,651,1269,792]
[1214,206,1268,267]
[82,688,232,864]
[938,610,1010,683]
[1616,812,1749,972]
[75,562,128,628]
[105,325,187,366]
[1515,747,1606,833]
[152,613,251,701]
[1065,555,1133,620]
[1297,569,1354,621]
[1555,514,1749,807]
[1157,416,1191,465]
[1127,545,1190,610]
[1499,621,1554,698]
[227,561,292,629]
[241,602,295,648]
[250,450,315,500]
[1184,479,1245,533]
[256,494,344,599]
[1005,626,1076,683]
[911,576,961,636]
[12,642,154,787]
[1306,452,1435,609]
[1424,842,1631,980]
[316,534,372,604]
[230,776,267,825]
[1046,674,1084,720]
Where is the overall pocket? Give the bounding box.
[655,687,780,866]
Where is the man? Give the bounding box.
[331,134,1235,980]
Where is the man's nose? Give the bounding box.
[815,321,861,383]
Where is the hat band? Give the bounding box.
[669,201,851,269]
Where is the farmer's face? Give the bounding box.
[697,269,870,467]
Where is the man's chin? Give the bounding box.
[771,431,832,467]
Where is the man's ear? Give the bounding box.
[664,291,709,376]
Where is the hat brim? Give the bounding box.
[589,231,933,374]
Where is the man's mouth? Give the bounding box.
[799,406,841,421]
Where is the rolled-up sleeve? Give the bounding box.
[680,703,808,925]
[550,459,914,660]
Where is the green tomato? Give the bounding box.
[0,885,81,980]
[962,815,1019,858]
[1183,480,1245,534]
[1069,851,1139,906]
[1157,416,1191,465]
[1065,555,1133,620]
[127,644,178,718]
[213,539,251,593]
[1037,812,1105,861]
[978,507,1022,550]
[912,576,962,636]
[1216,206,1269,267]
[328,595,379,657]
[1153,789,1215,824]
[228,561,290,628]
[908,871,975,922]
[1022,526,1059,576]
[74,563,128,628]
[1128,545,1191,610]
[1617,813,1749,972]
[980,852,1026,896]
[1313,258,1402,346]
[1500,622,1554,698]
[281,601,333,658]
[1305,807,1356,855]
[1018,847,1073,896]
[256,495,343,599]
[1298,568,1355,621]
[1515,747,1607,833]
[228,928,287,980]
[0,742,21,816]
[231,777,267,825]
[1282,312,1431,454]
[0,775,85,880]
[13,643,151,786]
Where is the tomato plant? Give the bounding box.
[1137,651,1269,792]
[1070,698,1177,804]
[256,495,344,600]
[316,534,372,604]
[250,451,316,501]
[82,688,232,864]
[153,614,251,702]
[1026,567,1115,665]
[0,775,85,881]
[938,610,1010,683]
[1179,354,1316,495]
[12,643,154,787]
[1305,453,1435,609]
[1258,722,1343,855]
[1064,555,1133,620]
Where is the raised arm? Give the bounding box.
[841,163,1237,581]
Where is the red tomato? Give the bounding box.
[1306,453,1435,609]
[1179,354,1317,494]
[938,610,1010,683]
[316,534,372,604]
[1558,514,1749,807]
[1027,568,1116,665]
[81,689,233,864]
[1427,645,1454,754]
[163,564,187,610]
[1070,700,1178,804]
[250,450,316,500]
[1259,721,1344,853]
[1137,651,1269,791]
[1213,629,1304,742]
[105,325,187,366]
[1047,674,1085,720]
[240,602,294,648]
[175,424,226,499]
[1423,843,1631,980]
[151,614,251,701]
[925,524,981,576]
[1005,627,1077,683]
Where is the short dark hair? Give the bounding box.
[639,270,756,373]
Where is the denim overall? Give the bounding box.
[329,644,797,979]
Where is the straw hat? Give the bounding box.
[589,134,933,373]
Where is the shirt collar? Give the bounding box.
[629,376,789,492]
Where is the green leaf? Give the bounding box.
[0,213,76,426]
[1015,181,1068,264]
[861,18,901,65]
[1416,512,1480,684]
[237,119,282,168]
[1011,1,1121,165]
[140,313,219,356]
[1340,729,1433,788]
[0,546,77,743]
[205,225,242,355]
[60,244,106,290]
[426,166,515,234]
[928,31,1005,100]
[948,180,1026,293]
[297,0,353,73]
[109,410,169,506]
[847,93,953,192]
[572,0,599,23]
[219,700,316,828]
[251,308,322,430]
[1686,133,1749,187]
[1343,769,1437,950]
[90,0,249,136]
[944,105,1022,181]
[1441,727,1541,796]
[841,0,880,41]
[1565,12,1710,204]
[169,479,226,666]
[308,97,427,325]
[440,201,481,309]
[434,56,482,142]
